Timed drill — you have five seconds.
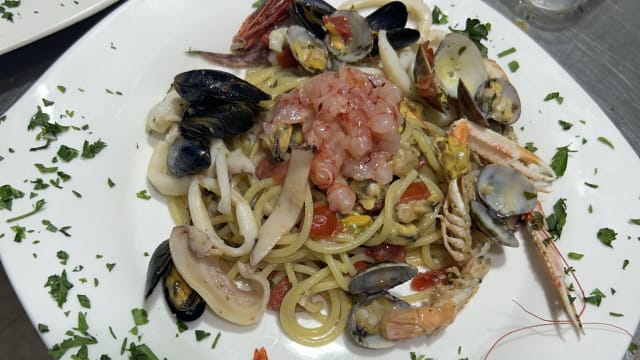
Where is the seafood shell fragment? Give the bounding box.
[476,164,537,218]
[348,262,417,295]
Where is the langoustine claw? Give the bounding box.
[524,202,584,333]
[449,118,555,186]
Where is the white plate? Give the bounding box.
[1,0,639,359]
[0,0,120,55]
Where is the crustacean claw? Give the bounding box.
[449,118,555,186]
[440,177,472,262]
[525,202,584,334]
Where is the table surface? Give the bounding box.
[0,0,638,358]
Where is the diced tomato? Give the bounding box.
[255,156,289,185]
[410,269,448,291]
[267,277,292,311]
[397,181,431,205]
[322,15,353,40]
[353,261,370,272]
[276,47,299,69]
[253,346,269,360]
[364,243,406,263]
[309,202,342,238]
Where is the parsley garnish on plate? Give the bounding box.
[597,227,617,248]
[558,120,573,130]
[449,18,491,57]
[497,47,516,58]
[544,91,564,104]
[508,60,519,73]
[597,136,615,149]
[584,288,606,306]
[44,270,74,308]
[81,139,107,158]
[567,252,584,260]
[550,145,575,177]
[432,5,449,25]
[6,199,46,222]
[0,184,25,210]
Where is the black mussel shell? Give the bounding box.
[349,262,417,295]
[181,103,255,141]
[371,28,420,55]
[144,239,172,299]
[289,0,337,39]
[173,69,270,106]
[366,1,408,31]
[163,264,206,322]
[167,136,211,177]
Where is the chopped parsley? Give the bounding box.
[126,342,159,360]
[507,60,519,73]
[34,163,58,173]
[609,312,624,317]
[106,263,116,272]
[131,308,149,326]
[597,227,617,248]
[211,331,221,349]
[10,225,26,242]
[623,259,629,270]
[6,199,46,222]
[550,145,575,177]
[56,250,69,265]
[630,218,640,225]
[558,120,573,130]
[546,198,567,239]
[48,334,97,360]
[410,352,435,360]
[28,106,69,142]
[176,320,188,333]
[449,18,491,57]
[81,139,107,158]
[251,0,264,8]
[567,252,583,260]
[57,145,79,162]
[597,136,615,149]
[136,189,152,200]
[0,184,25,210]
[584,182,599,189]
[42,98,55,107]
[584,288,606,306]
[195,329,211,341]
[432,5,449,24]
[497,47,516,58]
[524,142,537,152]
[544,92,564,104]
[57,85,67,93]
[38,323,50,333]
[107,178,116,188]
[77,294,91,309]
[44,270,74,308]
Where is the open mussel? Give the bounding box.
[144,239,206,322]
[289,0,337,39]
[287,25,331,73]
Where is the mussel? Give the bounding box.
[173,69,270,106]
[347,262,417,349]
[166,69,272,177]
[287,25,331,73]
[144,239,206,321]
[365,1,408,31]
[289,0,337,39]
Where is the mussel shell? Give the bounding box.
[371,28,420,56]
[474,78,522,125]
[469,200,519,247]
[476,164,537,218]
[173,69,270,106]
[144,239,172,299]
[166,136,211,177]
[181,103,255,141]
[349,262,417,295]
[365,1,408,31]
[287,25,331,73]
[323,10,374,63]
[163,263,206,321]
[348,292,409,349]
[289,0,337,39]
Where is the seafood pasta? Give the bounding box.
[144,0,581,350]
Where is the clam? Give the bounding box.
[414,33,488,111]
[476,164,537,218]
[458,78,522,126]
[469,200,519,247]
[323,10,374,63]
[348,292,410,349]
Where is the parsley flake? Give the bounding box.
[567,252,583,260]
[195,329,211,341]
[584,288,606,306]
[597,227,617,248]
[507,60,519,73]
[597,136,615,149]
[497,47,516,57]
[546,198,567,240]
[57,145,79,162]
[44,270,74,308]
[623,259,629,270]
[432,5,448,24]
[136,190,151,200]
[77,294,91,309]
[0,184,25,210]
[550,145,575,177]
[81,139,107,159]
[6,199,46,222]
[558,120,573,130]
[544,92,564,104]
[449,18,491,57]
[630,218,640,225]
